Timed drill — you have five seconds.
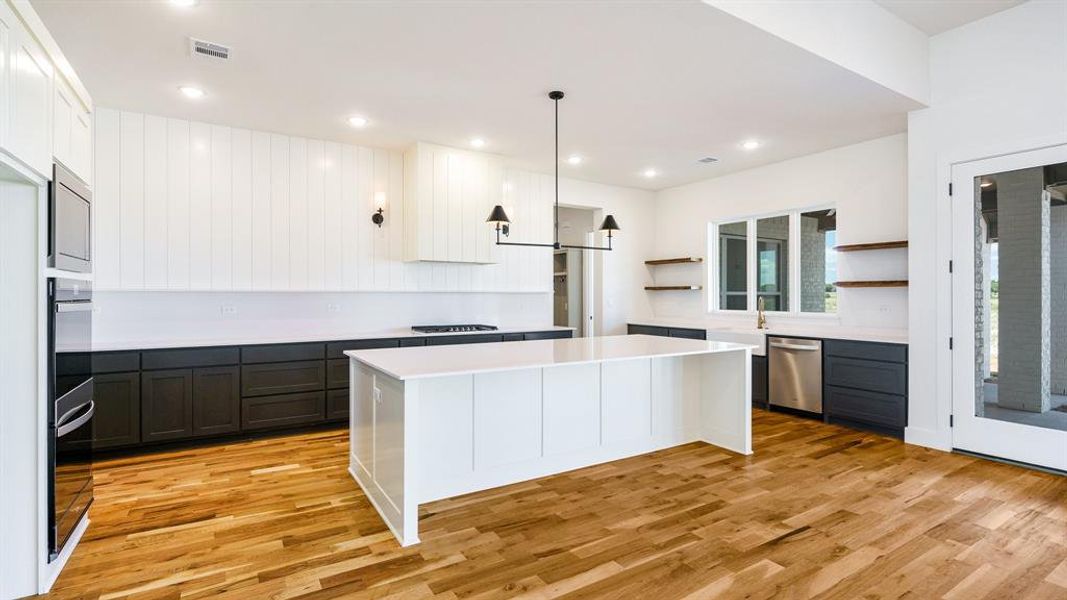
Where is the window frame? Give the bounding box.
[708,205,837,317]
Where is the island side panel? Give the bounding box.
[348,361,419,546]
[651,356,704,444]
[699,349,752,455]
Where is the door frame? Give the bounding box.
[950,144,1067,471]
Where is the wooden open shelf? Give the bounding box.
[835,280,909,288]
[645,285,703,291]
[645,257,703,266]
[834,240,908,252]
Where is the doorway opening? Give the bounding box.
[554,206,597,337]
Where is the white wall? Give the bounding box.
[92,108,654,344]
[651,133,909,330]
[906,0,1067,449]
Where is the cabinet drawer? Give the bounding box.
[242,392,325,431]
[502,333,524,342]
[327,358,350,389]
[242,343,324,364]
[92,351,140,374]
[824,339,906,363]
[668,327,706,340]
[399,338,426,347]
[825,385,906,429]
[628,324,669,337]
[141,347,239,370]
[426,334,504,345]
[326,388,349,422]
[326,339,400,359]
[824,356,907,396]
[524,330,573,340]
[241,360,325,397]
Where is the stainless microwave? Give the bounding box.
[49,163,92,273]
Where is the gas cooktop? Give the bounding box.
[411,324,499,334]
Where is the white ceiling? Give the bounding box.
[33,0,921,191]
[874,0,1025,35]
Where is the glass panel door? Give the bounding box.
[952,145,1067,471]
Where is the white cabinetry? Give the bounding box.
[7,8,52,178]
[402,142,501,264]
[0,0,93,183]
[53,74,91,183]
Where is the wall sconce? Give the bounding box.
[372,192,386,228]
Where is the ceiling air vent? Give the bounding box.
[697,156,719,164]
[189,37,231,61]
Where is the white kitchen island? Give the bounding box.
[345,334,753,546]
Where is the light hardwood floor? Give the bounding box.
[41,411,1067,599]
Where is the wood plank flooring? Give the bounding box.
[41,411,1067,599]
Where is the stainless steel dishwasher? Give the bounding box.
[768,337,823,414]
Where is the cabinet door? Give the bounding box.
[326,388,348,422]
[751,356,768,406]
[9,24,52,176]
[52,76,73,166]
[192,366,240,437]
[141,369,193,442]
[88,372,140,449]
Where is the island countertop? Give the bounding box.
[345,334,754,380]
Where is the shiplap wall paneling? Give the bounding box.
[93,108,551,293]
[93,108,119,289]
[118,112,144,289]
[166,118,190,289]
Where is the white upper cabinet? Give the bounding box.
[0,0,92,183]
[403,142,501,264]
[8,14,52,178]
[54,73,92,183]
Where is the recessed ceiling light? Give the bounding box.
[347,115,369,128]
[741,139,761,151]
[643,168,658,178]
[179,86,205,99]
[170,0,199,7]
[566,155,583,166]
[470,138,487,148]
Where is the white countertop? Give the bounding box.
[629,318,908,345]
[92,325,575,352]
[346,334,754,380]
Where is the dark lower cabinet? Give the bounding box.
[141,369,194,443]
[628,324,670,337]
[326,388,349,422]
[86,371,141,449]
[752,356,768,407]
[96,328,575,453]
[192,366,240,437]
[242,392,326,431]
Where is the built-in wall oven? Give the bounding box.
[48,277,94,561]
[49,162,92,273]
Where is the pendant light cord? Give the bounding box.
[554,94,559,248]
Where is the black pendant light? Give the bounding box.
[486,90,619,251]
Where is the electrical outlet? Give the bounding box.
[221,304,238,316]
[327,303,342,313]
[373,387,382,404]
[879,305,890,313]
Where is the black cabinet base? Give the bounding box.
[92,421,347,458]
[826,415,904,440]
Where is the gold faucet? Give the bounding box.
[756,296,767,330]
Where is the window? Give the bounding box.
[711,208,836,314]
[800,209,837,313]
[718,221,748,311]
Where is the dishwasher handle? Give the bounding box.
[769,341,820,351]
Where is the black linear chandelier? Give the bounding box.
[485,90,620,251]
